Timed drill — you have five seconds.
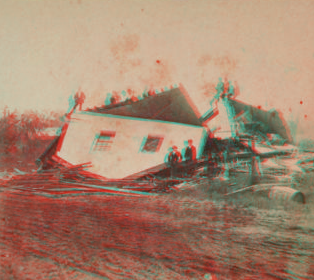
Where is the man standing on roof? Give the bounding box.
[228,81,235,98]
[74,89,86,111]
[216,77,224,96]
[127,88,139,102]
[222,77,229,98]
[148,89,156,96]
[110,91,121,105]
[210,77,224,108]
[121,90,128,102]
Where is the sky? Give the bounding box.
[0,0,313,140]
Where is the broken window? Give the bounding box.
[93,131,116,151]
[141,135,163,153]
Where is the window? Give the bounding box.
[141,135,164,153]
[93,131,116,151]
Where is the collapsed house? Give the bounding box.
[38,85,208,179]
[203,93,292,144]
[37,83,293,180]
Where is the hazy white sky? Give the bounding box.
[0,0,313,138]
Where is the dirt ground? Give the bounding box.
[0,166,314,280]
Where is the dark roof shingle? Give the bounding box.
[86,86,202,126]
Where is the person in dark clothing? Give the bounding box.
[228,81,235,98]
[183,139,196,162]
[216,77,224,96]
[105,93,112,106]
[148,89,156,96]
[110,91,121,105]
[168,146,182,165]
[222,77,229,98]
[78,91,85,110]
[167,146,182,177]
[183,140,196,176]
[74,89,86,111]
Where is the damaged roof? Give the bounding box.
[229,99,292,142]
[85,86,203,126]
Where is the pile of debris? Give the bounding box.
[0,162,181,197]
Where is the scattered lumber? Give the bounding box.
[2,160,174,195]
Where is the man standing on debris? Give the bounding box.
[183,140,196,176]
[168,146,182,164]
[211,77,224,107]
[183,140,196,162]
[223,77,229,97]
[228,81,235,98]
[168,146,182,177]
[216,77,224,96]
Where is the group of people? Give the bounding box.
[167,140,196,165]
[69,85,174,111]
[210,77,239,111]
[105,88,159,106]
[166,140,197,177]
[214,77,238,101]
[106,89,140,106]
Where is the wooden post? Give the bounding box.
[221,150,230,180]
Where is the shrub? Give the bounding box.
[0,108,63,169]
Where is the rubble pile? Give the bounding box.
[0,162,175,197]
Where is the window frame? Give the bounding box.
[140,135,164,153]
[92,130,116,152]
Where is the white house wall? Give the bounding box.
[57,112,206,179]
[206,99,234,139]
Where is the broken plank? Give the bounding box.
[61,181,162,196]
